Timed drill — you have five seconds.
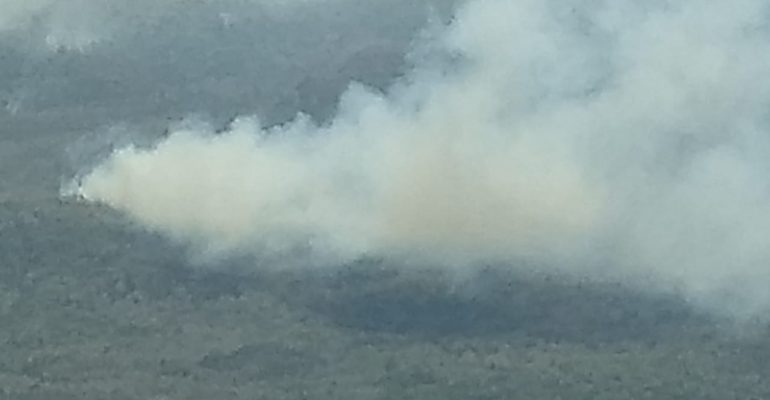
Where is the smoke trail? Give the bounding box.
[69,0,770,317]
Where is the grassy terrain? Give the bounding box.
[1,6,769,394]
[1,194,770,400]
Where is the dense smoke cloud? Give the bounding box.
[67,0,770,318]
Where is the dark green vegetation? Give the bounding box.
[1,110,769,398]
[1,195,770,399]
[2,2,770,397]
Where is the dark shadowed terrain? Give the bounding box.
[2,1,770,399]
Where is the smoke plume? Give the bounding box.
[68,0,770,318]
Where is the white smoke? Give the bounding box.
[69,0,770,318]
